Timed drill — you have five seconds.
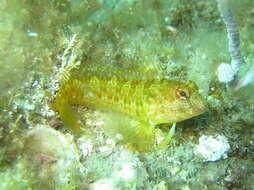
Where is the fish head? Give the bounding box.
[165,80,208,122]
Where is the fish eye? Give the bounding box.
[175,88,190,100]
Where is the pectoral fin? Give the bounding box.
[158,123,176,149]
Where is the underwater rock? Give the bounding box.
[195,135,230,162]
[22,125,82,190]
[89,149,148,189]
[77,137,94,160]
[89,179,116,190]
[111,149,148,182]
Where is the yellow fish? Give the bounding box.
[53,65,207,152]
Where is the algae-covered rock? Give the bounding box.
[21,125,83,190]
[88,148,148,190]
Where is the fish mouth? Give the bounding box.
[193,102,208,116]
[173,105,207,122]
[195,105,207,114]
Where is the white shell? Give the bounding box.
[217,63,235,83]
